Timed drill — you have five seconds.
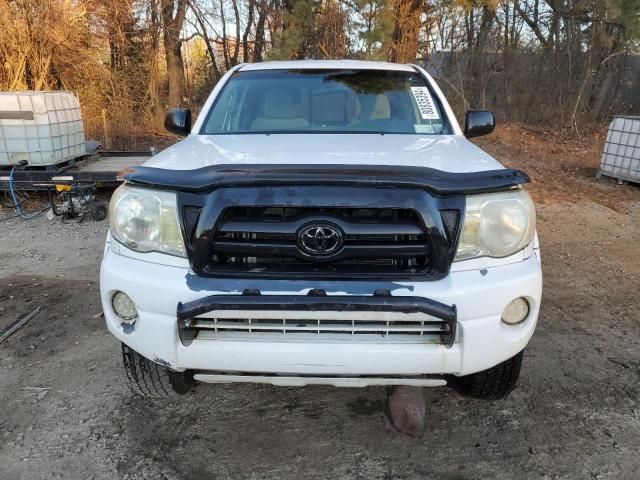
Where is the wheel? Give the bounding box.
[91,201,108,221]
[121,343,194,398]
[449,350,524,400]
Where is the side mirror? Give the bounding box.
[164,108,191,136]
[464,110,495,138]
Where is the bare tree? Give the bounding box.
[2,0,639,143]
[189,0,221,80]
[386,0,422,63]
[253,0,269,61]
[243,0,256,62]
[161,0,187,107]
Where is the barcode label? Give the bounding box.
[411,87,439,120]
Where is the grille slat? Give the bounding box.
[212,241,427,260]
[219,216,424,236]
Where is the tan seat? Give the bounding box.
[251,88,309,131]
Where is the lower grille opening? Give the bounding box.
[193,317,446,335]
[185,315,452,345]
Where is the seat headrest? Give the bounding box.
[263,88,298,118]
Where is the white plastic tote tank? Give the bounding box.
[598,116,640,183]
[0,91,85,167]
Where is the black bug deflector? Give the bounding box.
[120,164,530,280]
[176,289,457,347]
[121,164,529,196]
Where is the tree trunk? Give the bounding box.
[468,6,496,108]
[164,41,185,107]
[243,0,256,63]
[220,0,230,69]
[253,0,267,62]
[231,0,241,66]
[161,0,187,107]
[147,0,161,110]
[387,0,422,63]
[192,3,221,81]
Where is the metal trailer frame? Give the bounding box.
[0,150,151,191]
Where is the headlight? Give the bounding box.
[108,185,186,257]
[455,189,535,261]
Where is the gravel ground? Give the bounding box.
[1,199,639,479]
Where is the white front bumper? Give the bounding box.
[100,245,542,378]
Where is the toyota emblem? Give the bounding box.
[297,223,343,256]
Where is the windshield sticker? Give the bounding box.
[414,124,437,134]
[411,87,440,120]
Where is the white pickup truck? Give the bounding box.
[100,60,541,400]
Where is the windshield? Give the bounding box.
[201,69,451,135]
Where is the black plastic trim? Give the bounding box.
[178,186,464,280]
[122,164,529,196]
[176,289,457,347]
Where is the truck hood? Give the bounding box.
[144,134,504,173]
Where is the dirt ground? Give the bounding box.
[1,128,640,479]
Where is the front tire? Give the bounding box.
[121,343,194,398]
[449,350,524,400]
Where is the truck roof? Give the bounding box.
[239,60,417,72]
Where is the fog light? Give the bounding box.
[112,291,137,321]
[502,298,529,325]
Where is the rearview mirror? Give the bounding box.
[164,108,191,136]
[464,110,495,138]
